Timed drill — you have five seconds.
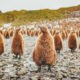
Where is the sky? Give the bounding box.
[0,0,80,12]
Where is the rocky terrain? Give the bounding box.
[0,34,80,80]
[70,10,80,18]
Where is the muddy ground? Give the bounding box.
[0,35,80,80]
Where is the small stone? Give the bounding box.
[18,68,27,75]
[2,76,8,80]
[0,62,3,67]
[56,71,63,79]
[0,72,3,76]
[29,77,37,80]
[62,73,67,78]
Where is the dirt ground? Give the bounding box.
[0,35,80,80]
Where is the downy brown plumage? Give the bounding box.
[11,28,24,59]
[33,26,56,72]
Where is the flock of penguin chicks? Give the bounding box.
[0,25,79,72]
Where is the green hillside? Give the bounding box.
[0,5,80,26]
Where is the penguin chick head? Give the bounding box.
[16,28,21,33]
[40,26,48,33]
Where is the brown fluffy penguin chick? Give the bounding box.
[27,29,31,36]
[21,29,25,35]
[61,30,66,40]
[33,26,56,72]
[50,29,56,36]
[31,30,35,37]
[0,33,4,55]
[54,32,63,53]
[0,30,3,34]
[35,30,39,36]
[4,30,10,39]
[65,30,68,39]
[68,32,78,52]
[11,28,24,59]
[10,30,14,37]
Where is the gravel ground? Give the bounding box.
[0,35,80,80]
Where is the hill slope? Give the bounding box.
[0,5,80,26]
